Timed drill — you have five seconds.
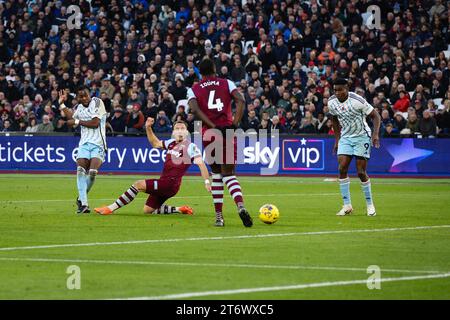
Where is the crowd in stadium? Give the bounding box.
[0,0,449,137]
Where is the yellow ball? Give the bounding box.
[258,204,280,224]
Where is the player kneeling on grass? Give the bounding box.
[95,118,211,215]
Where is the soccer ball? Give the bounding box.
[258,204,280,224]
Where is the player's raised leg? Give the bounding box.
[222,164,252,227]
[95,179,193,215]
[337,155,353,216]
[95,179,144,215]
[356,157,376,216]
[76,158,90,214]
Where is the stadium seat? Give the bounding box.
[358,58,365,66]
[408,91,415,99]
[433,98,443,107]
[444,50,450,59]
[361,12,371,26]
[430,57,436,65]
[177,99,189,113]
[243,40,254,55]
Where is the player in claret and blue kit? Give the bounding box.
[94,117,211,216]
[187,58,252,227]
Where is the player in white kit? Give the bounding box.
[328,78,381,217]
[58,87,107,213]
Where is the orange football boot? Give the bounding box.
[179,205,194,215]
[94,206,114,215]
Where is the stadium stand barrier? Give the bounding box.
[1,134,449,177]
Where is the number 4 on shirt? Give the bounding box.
[208,90,224,112]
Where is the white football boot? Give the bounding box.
[336,204,353,216]
[367,204,376,216]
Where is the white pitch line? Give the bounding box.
[0,225,448,252]
[3,191,450,204]
[119,272,450,300]
[0,257,442,275]
[0,193,338,204]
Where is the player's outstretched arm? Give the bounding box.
[145,117,164,149]
[231,90,245,127]
[369,109,381,148]
[58,90,74,120]
[331,115,341,155]
[194,156,211,193]
[188,98,216,129]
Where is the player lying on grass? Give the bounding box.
[94,118,211,215]
[329,78,381,216]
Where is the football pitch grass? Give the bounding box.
[0,174,449,300]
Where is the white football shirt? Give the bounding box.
[328,92,374,138]
[73,97,108,149]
